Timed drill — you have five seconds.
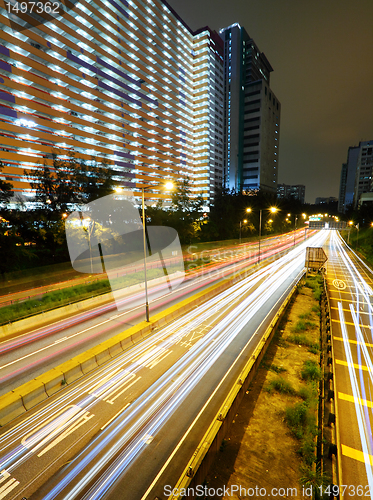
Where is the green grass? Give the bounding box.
[301,360,321,381]
[0,266,179,325]
[298,382,318,403]
[265,377,296,395]
[291,320,316,333]
[270,364,287,374]
[287,333,319,349]
[305,275,324,301]
[298,312,313,320]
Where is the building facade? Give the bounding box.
[220,24,280,194]
[277,183,305,204]
[338,141,373,212]
[0,0,224,206]
[354,141,373,208]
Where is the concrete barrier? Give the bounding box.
[0,392,26,426]
[42,369,65,396]
[17,380,48,410]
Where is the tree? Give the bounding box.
[169,178,204,243]
[0,161,14,204]
[25,151,116,215]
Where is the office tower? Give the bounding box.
[219,23,280,194]
[0,0,223,206]
[338,141,373,212]
[354,141,373,208]
[277,184,305,204]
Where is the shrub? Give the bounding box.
[287,334,319,351]
[301,360,321,381]
[266,377,296,395]
[299,312,313,320]
[270,364,287,374]
[291,320,316,333]
[298,383,318,403]
[285,402,309,439]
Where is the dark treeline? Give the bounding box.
[1,153,366,275]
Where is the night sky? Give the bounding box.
[168,0,373,203]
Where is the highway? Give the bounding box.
[0,230,327,500]
[326,231,373,498]
[0,229,309,395]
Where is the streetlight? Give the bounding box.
[294,215,298,246]
[141,180,173,322]
[239,219,248,244]
[347,220,353,244]
[258,207,278,264]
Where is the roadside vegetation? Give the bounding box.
[205,274,330,497]
[341,227,373,267]
[0,266,180,325]
[263,277,328,492]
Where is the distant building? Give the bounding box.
[338,141,373,212]
[277,184,305,204]
[315,197,338,204]
[358,192,373,207]
[354,141,373,208]
[219,24,280,194]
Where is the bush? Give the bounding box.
[287,334,319,352]
[285,402,309,439]
[301,360,321,381]
[266,377,296,395]
[305,275,323,301]
[291,320,316,333]
[270,364,287,374]
[298,383,318,403]
[299,312,313,320]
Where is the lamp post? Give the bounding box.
[347,220,353,244]
[294,215,298,246]
[239,219,248,244]
[141,181,173,322]
[258,206,277,264]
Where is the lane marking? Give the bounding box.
[331,306,372,315]
[335,359,372,373]
[342,444,373,465]
[0,470,20,500]
[100,403,130,431]
[333,336,373,348]
[338,392,373,408]
[332,318,373,329]
[332,279,346,290]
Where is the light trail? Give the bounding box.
[0,231,326,500]
[338,303,373,495]
[0,229,311,356]
[328,231,373,497]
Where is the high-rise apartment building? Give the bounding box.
[0,0,224,206]
[277,183,305,204]
[354,141,373,208]
[338,140,373,212]
[219,23,280,194]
